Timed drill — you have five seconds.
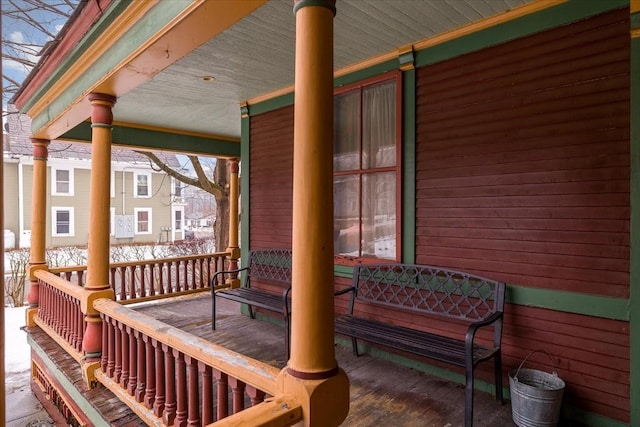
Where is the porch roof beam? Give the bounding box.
[61,121,240,158]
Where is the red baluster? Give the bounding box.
[110,267,117,297]
[159,263,166,295]
[76,301,83,353]
[185,356,200,426]
[129,266,136,300]
[163,344,176,426]
[214,370,228,420]
[199,362,213,424]
[127,326,137,396]
[135,330,146,402]
[152,339,165,417]
[246,385,266,406]
[140,265,147,298]
[114,318,122,383]
[100,314,108,372]
[120,325,130,390]
[77,270,84,286]
[174,350,187,427]
[228,377,246,414]
[143,335,155,409]
[118,267,126,301]
[106,316,115,377]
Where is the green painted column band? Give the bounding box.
[293,0,336,16]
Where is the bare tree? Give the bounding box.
[2,0,78,109]
[136,152,230,253]
[3,1,232,255]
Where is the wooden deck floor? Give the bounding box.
[132,293,516,427]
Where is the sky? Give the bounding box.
[2,0,77,110]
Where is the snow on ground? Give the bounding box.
[5,306,30,393]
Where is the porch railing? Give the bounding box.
[94,298,301,426]
[50,253,228,303]
[33,270,86,362]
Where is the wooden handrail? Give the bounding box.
[93,298,280,395]
[34,270,85,300]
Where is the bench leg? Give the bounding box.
[351,337,359,357]
[465,368,474,427]
[494,351,504,404]
[248,305,255,319]
[212,292,217,330]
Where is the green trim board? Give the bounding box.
[401,67,416,265]
[61,121,240,157]
[414,0,628,68]
[27,335,108,427]
[632,11,640,30]
[31,0,194,133]
[629,33,640,427]
[507,285,629,321]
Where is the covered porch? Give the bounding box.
[6,0,639,426]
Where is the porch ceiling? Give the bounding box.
[110,0,530,140]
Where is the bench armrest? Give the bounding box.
[211,267,249,287]
[464,311,504,358]
[334,286,356,297]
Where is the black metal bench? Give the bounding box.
[211,249,292,357]
[334,263,506,427]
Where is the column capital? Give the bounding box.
[88,92,117,125]
[30,138,50,160]
[293,0,336,16]
[229,158,239,173]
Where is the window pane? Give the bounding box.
[334,90,360,172]
[56,170,70,193]
[137,175,149,196]
[362,172,396,259]
[363,81,396,169]
[56,211,70,234]
[138,211,149,232]
[175,211,182,229]
[334,175,360,256]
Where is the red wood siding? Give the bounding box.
[415,8,630,423]
[249,106,294,249]
[415,8,630,299]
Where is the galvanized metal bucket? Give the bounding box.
[509,350,565,427]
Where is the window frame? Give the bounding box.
[51,167,74,196]
[51,207,75,237]
[134,208,153,235]
[333,70,403,263]
[133,171,152,198]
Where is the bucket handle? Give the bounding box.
[514,350,558,380]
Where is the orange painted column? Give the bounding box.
[83,93,117,359]
[277,3,349,425]
[289,0,337,378]
[226,158,241,287]
[26,139,50,313]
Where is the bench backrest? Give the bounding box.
[244,249,292,287]
[351,263,505,322]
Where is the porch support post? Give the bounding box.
[225,158,241,288]
[82,93,117,379]
[25,138,50,326]
[277,1,349,425]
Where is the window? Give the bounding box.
[333,72,400,260]
[52,207,74,236]
[174,209,183,231]
[134,172,151,198]
[174,180,183,198]
[51,168,74,196]
[134,208,152,234]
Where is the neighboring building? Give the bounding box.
[3,110,186,248]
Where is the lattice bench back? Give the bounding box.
[351,263,505,322]
[243,249,292,287]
